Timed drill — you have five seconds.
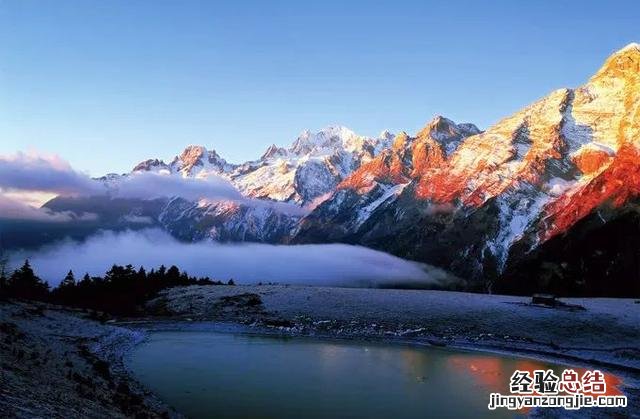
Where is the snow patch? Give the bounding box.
[545,177,577,197]
[616,42,640,54]
[487,188,550,271]
[356,183,408,227]
[562,100,593,154]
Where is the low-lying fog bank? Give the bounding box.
[8,229,461,289]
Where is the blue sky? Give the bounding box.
[0,0,638,175]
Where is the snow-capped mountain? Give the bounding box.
[131,126,394,205]
[89,125,393,243]
[230,126,394,205]
[37,43,640,296]
[295,43,640,296]
[132,145,236,176]
[158,197,301,243]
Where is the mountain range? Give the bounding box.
[14,43,640,296]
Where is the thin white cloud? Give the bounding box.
[0,194,98,222]
[1,190,59,208]
[112,171,242,201]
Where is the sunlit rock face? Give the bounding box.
[296,44,640,295]
[338,117,481,193]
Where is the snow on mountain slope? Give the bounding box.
[229,126,394,205]
[105,125,394,243]
[158,197,300,243]
[133,145,236,177]
[130,126,394,206]
[295,43,640,294]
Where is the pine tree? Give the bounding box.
[80,273,92,286]
[0,270,7,297]
[7,259,49,300]
[166,265,181,285]
[60,270,76,288]
[0,248,8,296]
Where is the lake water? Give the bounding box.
[128,331,565,418]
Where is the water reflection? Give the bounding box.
[446,354,623,408]
[128,332,622,419]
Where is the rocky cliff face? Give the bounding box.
[295,44,640,295]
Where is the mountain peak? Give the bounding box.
[260,144,287,160]
[289,125,359,155]
[616,42,640,54]
[592,42,640,81]
[392,131,412,151]
[317,125,359,142]
[173,144,231,175]
[179,144,207,160]
[418,115,457,136]
[132,158,169,173]
[423,115,480,134]
[179,144,225,161]
[378,130,394,141]
[414,116,479,155]
[431,114,452,124]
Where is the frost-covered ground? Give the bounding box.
[151,285,640,373]
[0,301,177,418]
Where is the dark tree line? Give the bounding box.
[0,259,49,301]
[0,260,233,315]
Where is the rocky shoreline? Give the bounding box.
[2,285,639,417]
